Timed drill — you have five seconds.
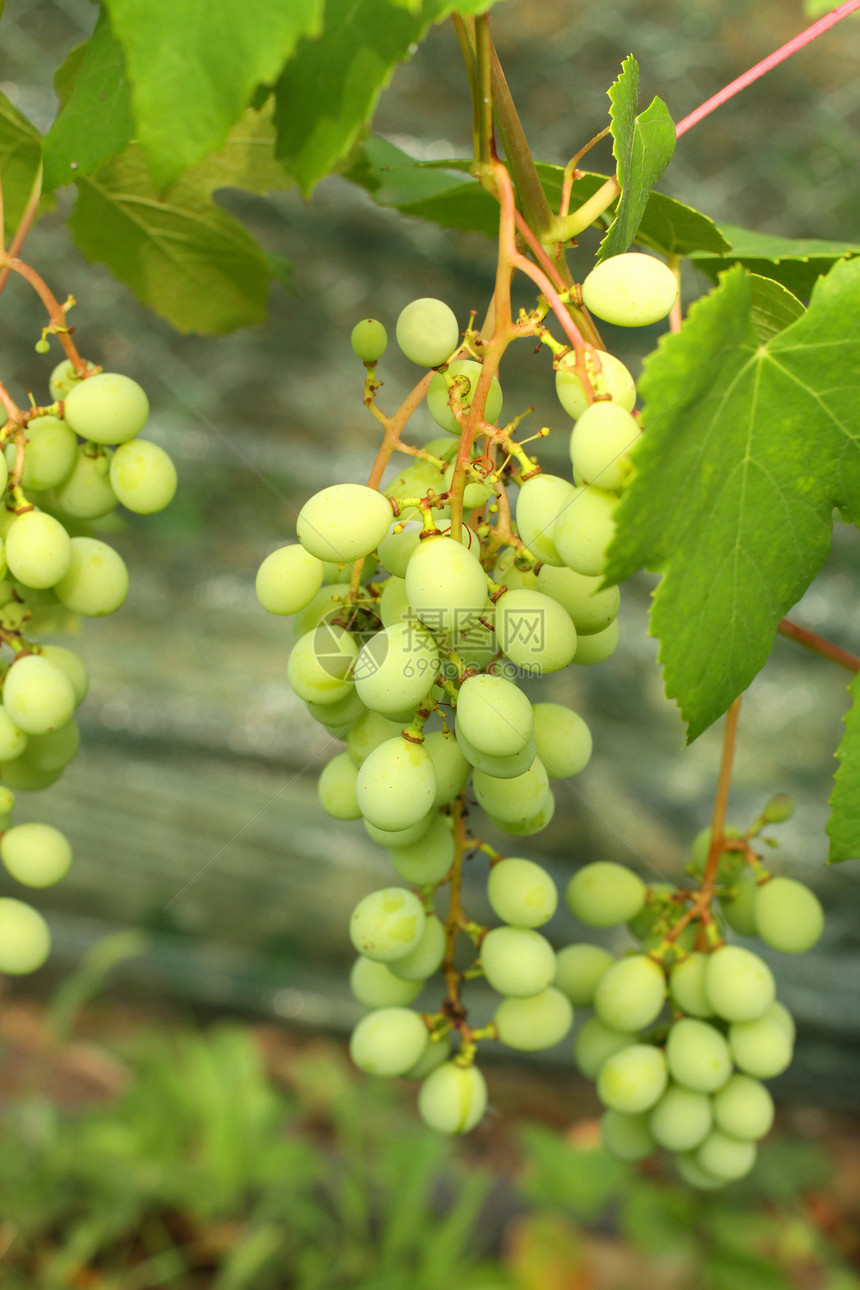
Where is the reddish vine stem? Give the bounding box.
[442,797,469,1015]
[778,617,860,674]
[0,257,86,373]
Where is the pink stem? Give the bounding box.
[675,0,860,138]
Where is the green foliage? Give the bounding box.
[601,54,676,258]
[0,91,43,230]
[693,225,860,298]
[829,671,860,863]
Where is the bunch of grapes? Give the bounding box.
[256,249,824,1167]
[0,321,177,979]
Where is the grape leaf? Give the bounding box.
[748,275,805,343]
[604,259,860,741]
[600,54,675,259]
[102,0,324,188]
[828,671,860,863]
[0,92,44,232]
[42,9,134,191]
[692,224,860,298]
[273,0,501,197]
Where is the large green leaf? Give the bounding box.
[828,672,860,863]
[273,0,500,196]
[600,55,675,259]
[0,92,44,234]
[69,109,289,334]
[102,0,323,188]
[604,259,860,740]
[42,9,134,191]
[692,225,860,298]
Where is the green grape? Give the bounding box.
[350,956,422,1008]
[487,789,555,837]
[318,751,361,820]
[351,318,388,362]
[322,554,378,585]
[569,402,642,492]
[49,357,97,401]
[728,1011,793,1078]
[20,719,80,773]
[0,760,62,790]
[13,416,77,490]
[3,654,76,735]
[762,792,794,823]
[298,484,393,563]
[554,943,613,1006]
[696,1130,757,1182]
[349,1006,428,1077]
[62,372,149,443]
[600,1109,656,1162]
[495,589,578,673]
[626,884,673,941]
[442,459,494,509]
[675,1151,727,1190]
[494,987,573,1051]
[396,298,460,368]
[596,1043,668,1114]
[487,857,557,928]
[347,710,404,765]
[379,520,423,578]
[0,787,13,815]
[306,688,366,733]
[669,953,713,1018]
[0,897,51,973]
[109,439,177,514]
[365,810,435,848]
[687,825,743,882]
[355,621,440,717]
[530,703,592,779]
[355,736,437,831]
[403,1035,450,1080]
[536,564,620,637]
[555,349,637,420]
[649,1083,712,1152]
[594,954,666,1032]
[423,731,470,806]
[515,474,576,567]
[704,945,775,1022]
[753,877,824,954]
[581,253,678,327]
[255,544,325,616]
[719,868,760,935]
[473,758,549,827]
[1,822,71,888]
[481,925,556,997]
[566,861,646,928]
[5,512,71,590]
[571,620,619,665]
[427,359,503,434]
[387,811,454,885]
[53,446,118,519]
[405,535,488,635]
[494,550,539,592]
[767,999,796,1045]
[384,457,447,503]
[349,887,426,962]
[455,674,533,759]
[454,726,536,780]
[286,622,357,705]
[378,575,411,628]
[54,537,129,617]
[0,708,27,761]
[574,1016,636,1078]
[553,486,618,576]
[390,913,446,981]
[418,1061,487,1134]
[712,1073,775,1141]
[665,1018,732,1093]
[292,586,348,639]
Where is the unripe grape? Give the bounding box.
[456,674,533,759]
[423,731,470,807]
[355,621,440,717]
[427,359,503,434]
[515,474,576,567]
[531,703,592,778]
[596,1043,668,1113]
[355,736,436,832]
[384,457,447,502]
[473,758,549,827]
[594,954,666,1032]
[387,812,454,885]
[0,897,51,973]
[5,512,72,590]
[396,298,460,368]
[566,861,646,928]
[49,357,97,401]
[767,999,796,1045]
[3,654,76,735]
[298,484,393,564]
[63,372,149,443]
[536,565,620,636]
[553,486,618,576]
[569,402,642,492]
[1,822,72,888]
[349,887,426,962]
[495,589,577,674]
[712,1073,775,1141]
[390,914,446,981]
[719,868,760,936]
[704,945,775,1022]
[600,1109,656,1162]
[12,415,77,490]
[347,710,404,765]
[581,253,678,327]
[350,956,422,1008]
[350,318,388,362]
[555,348,637,420]
[487,857,558,928]
[494,987,573,1051]
[109,439,178,514]
[53,446,118,519]
[379,574,411,628]
[481,925,556,997]
[666,1018,732,1092]
[20,719,80,773]
[0,709,27,761]
[554,943,614,1006]
[349,1006,428,1076]
[379,520,423,579]
[696,1130,757,1182]
[418,1061,487,1134]
[405,535,488,635]
[762,792,794,823]
[442,459,494,509]
[365,811,435,848]
[455,727,535,780]
[256,544,325,615]
[487,789,555,837]
[403,1036,450,1080]
[54,537,129,617]
[317,751,361,820]
[287,623,357,705]
[729,1010,793,1078]
[669,952,713,1018]
[574,1016,636,1079]
[753,877,824,954]
[649,1083,712,1152]
[675,1151,727,1190]
[571,620,620,665]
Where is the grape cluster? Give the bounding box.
[0,348,177,977]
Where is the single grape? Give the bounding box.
[378,520,423,579]
[600,1109,657,1162]
[442,459,494,509]
[571,620,620,665]
[396,298,460,368]
[494,987,573,1051]
[405,535,488,635]
[54,537,129,617]
[530,703,592,778]
[514,473,576,567]
[455,726,536,780]
[297,484,393,564]
[719,868,760,936]
[355,736,436,832]
[49,357,97,401]
[286,623,357,705]
[350,956,422,1008]
[349,1006,428,1076]
[349,887,426,963]
[387,811,455,885]
[355,621,440,717]
[554,943,614,1006]
[762,793,795,823]
[536,564,620,636]
[1,822,72,888]
[566,861,646,928]
[581,253,678,327]
[53,446,118,519]
[712,1073,775,1141]
[365,811,435,848]
[753,877,824,954]
[665,1018,732,1093]
[481,925,556,997]
[3,654,76,735]
[487,857,558,929]
[351,318,388,362]
[19,720,80,773]
[495,589,578,673]
[418,1061,487,1134]
[728,1011,793,1079]
[0,897,51,973]
[63,371,149,443]
[767,999,796,1045]
[5,512,72,590]
[493,550,539,592]
[390,914,446,981]
[317,752,361,820]
[627,884,674,941]
[555,348,637,420]
[486,789,555,837]
[649,1083,712,1152]
[307,688,365,736]
[109,439,177,514]
[596,1043,668,1113]
[675,1151,728,1190]
[13,416,77,490]
[0,787,13,815]
[256,544,325,616]
[347,710,404,765]
[403,1036,450,1081]
[473,758,550,827]
[378,575,411,629]
[594,954,666,1032]
[0,708,27,761]
[574,1016,636,1079]
[427,359,503,435]
[455,674,533,759]
[669,953,713,1018]
[696,1130,757,1182]
[384,457,447,502]
[553,486,618,576]
[569,402,642,492]
[704,945,775,1022]
[422,731,470,807]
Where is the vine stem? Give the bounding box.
[675,0,860,138]
[0,163,44,300]
[0,257,86,372]
[703,697,743,895]
[778,617,860,674]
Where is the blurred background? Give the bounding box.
[0,0,859,1285]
